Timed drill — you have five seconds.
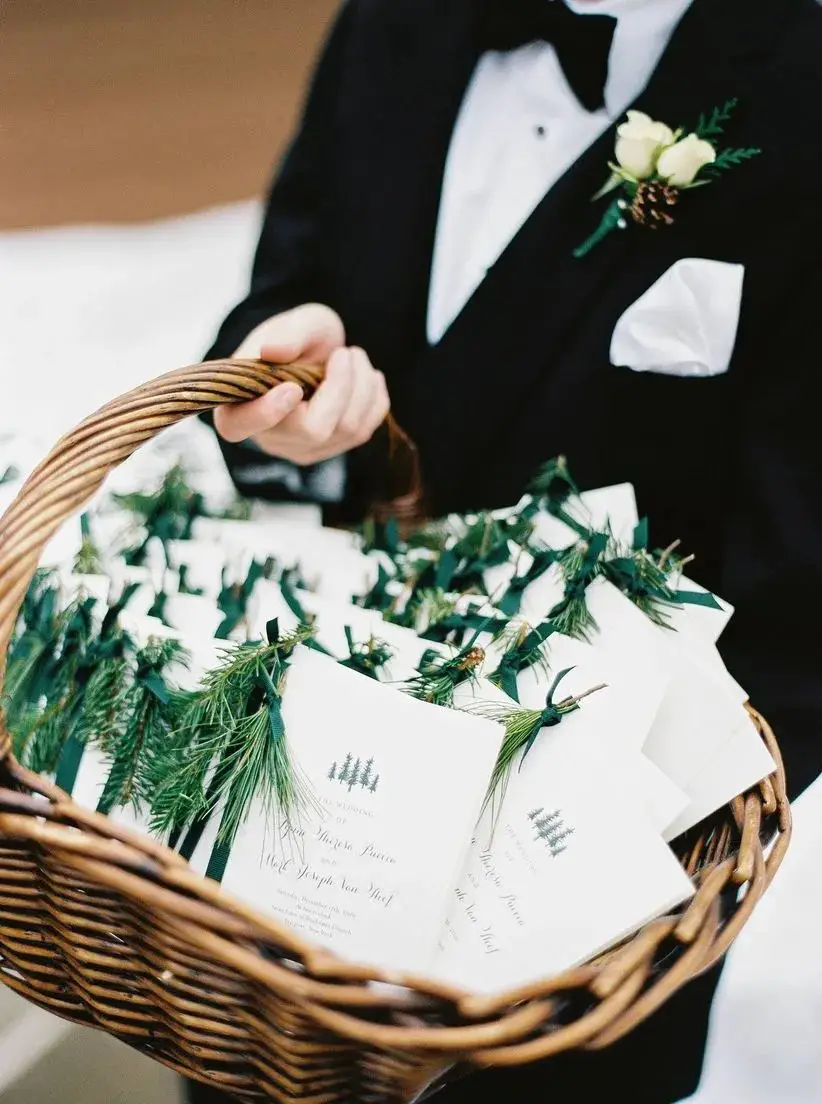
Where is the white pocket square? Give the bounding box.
[610,258,745,378]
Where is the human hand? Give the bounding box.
[213,303,390,465]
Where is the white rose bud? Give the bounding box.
[656,134,717,187]
[614,111,676,181]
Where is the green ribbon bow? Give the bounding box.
[489,620,557,703]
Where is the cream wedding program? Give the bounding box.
[219,647,505,976]
[433,718,695,993]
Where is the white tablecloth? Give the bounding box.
[0,202,820,1103]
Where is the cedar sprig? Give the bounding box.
[708,147,762,174]
[694,98,738,139]
[692,98,761,179]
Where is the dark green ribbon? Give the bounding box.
[216,559,268,639]
[52,601,132,791]
[53,730,85,795]
[490,620,557,703]
[278,576,333,656]
[177,565,204,596]
[339,626,393,680]
[357,562,393,614]
[496,549,560,617]
[520,667,579,767]
[420,606,504,644]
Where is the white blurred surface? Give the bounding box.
[0,202,820,1102]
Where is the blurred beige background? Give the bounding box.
[0,4,335,1100]
[1,0,339,229]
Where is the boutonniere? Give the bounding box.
[574,99,761,258]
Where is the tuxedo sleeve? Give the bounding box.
[201,3,353,504]
[720,263,822,801]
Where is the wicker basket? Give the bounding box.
[0,360,791,1103]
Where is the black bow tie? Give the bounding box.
[476,0,617,113]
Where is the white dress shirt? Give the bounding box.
[426,0,695,344]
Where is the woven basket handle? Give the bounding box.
[0,357,364,759]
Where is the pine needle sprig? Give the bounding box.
[403,587,458,635]
[3,571,64,733]
[116,463,208,564]
[403,519,452,555]
[404,624,490,707]
[149,626,314,848]
[73,513,104,575]
[605,525,721,626]
[526,455,579,503]
[339,627,394,680]
[522,455,587,533]
[488,619,556,702]
[0,464,19,486]
[24,583,139,781]
[545,532,609,641]
[21,598,98,773]
[96,637,187,815]
[474,669,607,817]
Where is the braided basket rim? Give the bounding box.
[0,360,792,1099]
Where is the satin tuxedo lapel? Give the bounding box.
[389,0,793,514]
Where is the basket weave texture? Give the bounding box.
[0,361,792,1103]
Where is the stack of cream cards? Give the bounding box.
[3,445,776,997]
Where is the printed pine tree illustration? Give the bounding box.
[338,753,353,783]
[369,774,379,793]
[533,809,563,840]
[360,757,374,790]
[530,808,575,857]
[348,758,361,791]
[528,807,544,821]
[548,827,574,856]
[328,762,338,781]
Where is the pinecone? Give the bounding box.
[457,647,486,672]
[630,182,680,229]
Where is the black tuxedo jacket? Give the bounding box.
[207,0,822,805]
[197,4,822,1098]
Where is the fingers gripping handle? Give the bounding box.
[0,359,322,758]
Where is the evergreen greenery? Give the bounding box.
[95,637,187,815]
[148,626,315,848]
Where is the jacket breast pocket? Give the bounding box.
[609,258,745,379]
